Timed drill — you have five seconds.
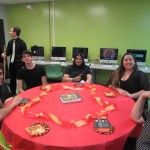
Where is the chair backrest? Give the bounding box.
[45,64,63,80]
[45,64,61,72]
[0,131,11,150]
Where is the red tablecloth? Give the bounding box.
[2,82,137,150]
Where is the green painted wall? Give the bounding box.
[7,2,50,58]
[6,0,150,84]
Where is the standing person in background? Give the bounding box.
[63,53,92,83]
[107,53,149,108]
[1,27,27,96]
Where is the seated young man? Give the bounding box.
[17,50,47,93]
[131,91,150,150]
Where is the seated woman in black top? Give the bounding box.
[107,53,149,104]
[63,53,92,83]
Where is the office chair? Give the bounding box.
[0,131,12,150]
[45,64,63,81]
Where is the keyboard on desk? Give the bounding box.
[50,62,60,64]
[101,65,114,68]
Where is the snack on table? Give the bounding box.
[104,92,116,98]
[41,85,51,91]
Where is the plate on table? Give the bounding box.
[94,118,115,134]
[26,123,50,136]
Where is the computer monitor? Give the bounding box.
[31,45,44,60]
[51,46,66,61]
[126,49,147,66]
[72,47,88,62]
[100,48,118,64]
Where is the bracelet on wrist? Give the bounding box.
[72,78,75,82]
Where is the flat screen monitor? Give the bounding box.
[127,49,147,66]
[51,46,66,61]
[100,48,118,64]
[72,47,88,62]
[31,46,44,60]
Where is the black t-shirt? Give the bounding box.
[120,70,149,94]
[17,65,46,89]
[65,65,92,82]
[0,83,12,104]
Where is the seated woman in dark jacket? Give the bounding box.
[63,53,92,83]
[107,53,149,108]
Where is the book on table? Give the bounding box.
[60,93,81,104]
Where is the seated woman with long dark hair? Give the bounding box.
[63,53,92,83]
[107,52,149,108]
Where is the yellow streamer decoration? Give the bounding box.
[21,103,32,114]
[21,84,117,128]
[62,85,73,90]
[32,97,41,102]
[94,97,103,106]
[105,105,116,111]
[91,87,96,94]
[97,110,107,118]
[21,97,41,113]
[41,85,52,91]
[85,114,94,119]
[35,112,44,117]
[49,114,62,125]
[40,91,47,96]
[70,120,87,127]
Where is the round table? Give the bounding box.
[2,82,137,150]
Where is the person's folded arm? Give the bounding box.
[63,74,81,82]
[127,90,145,99]
[86,74,92,83]
[41,76,47,85]
[63,74,73,82]
[0,100,4,108]
[0,96,23,121]
[131,91,150,123]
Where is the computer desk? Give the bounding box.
[90,64,150,83]
[32,60,150,83]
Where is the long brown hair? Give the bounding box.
[110,53,138,87]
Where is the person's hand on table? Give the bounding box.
[72,75,81,82]
[117,88,129,96]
